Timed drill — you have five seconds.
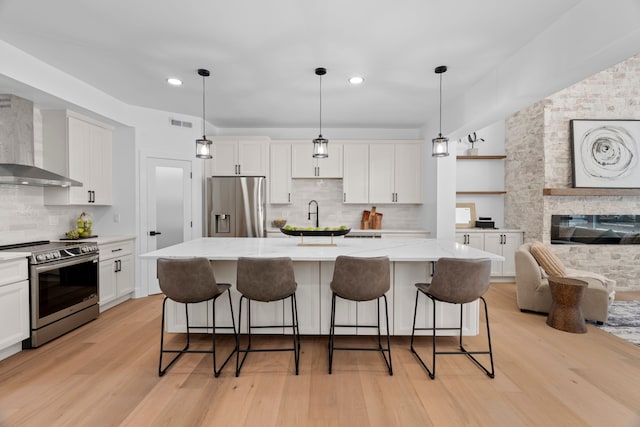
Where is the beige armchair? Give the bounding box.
[515,243,616,323]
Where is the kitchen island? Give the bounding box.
[141,237,503,336]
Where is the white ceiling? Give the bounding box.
[0,0,582,130]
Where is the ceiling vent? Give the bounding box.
[169,118,193,128]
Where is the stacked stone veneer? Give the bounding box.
[505,54,640,290]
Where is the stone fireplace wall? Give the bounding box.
[505,54,640,291]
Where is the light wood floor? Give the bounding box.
[1,284,639,427]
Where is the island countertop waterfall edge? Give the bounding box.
[141,237,503,336]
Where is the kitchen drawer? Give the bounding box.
[0,259,28,287]
[99,240,134,261]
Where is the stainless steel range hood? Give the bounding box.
[0,94,81,187]
[0,163,81,187]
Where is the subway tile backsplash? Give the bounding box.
[267,179,422,229]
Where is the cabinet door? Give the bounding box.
[91,124,113,205]
[67,116,93,204]
[483,233,504,276]
[369,144,395,203]
[342,144,369,203]
[99,260,117,305]
[501,232,523,277]
[317,143,343,178]
[0,280,29,349]
[210,140,238,176]
[116,256,134,296]
[455,232,484,250]
[394,143,422,203]
[291,143,316,178]
[288,262,320,334]
[269,143,292,204]
[238,140,267,176]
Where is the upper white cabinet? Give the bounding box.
[206,136,269,176]
[291,141,343,178]
[369,142,422,204]
[269,142,292,204]
[342,143,369,203]
[42,111,113,205]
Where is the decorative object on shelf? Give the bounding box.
[570,119,639,188]
[455,203,476,228]
[312,67,329,158]
[475,216,495,229]
[465,132,484,156]
[272,218,287,228]
[195,68,213,159]
[432,65,449,157]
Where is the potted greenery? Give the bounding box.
[466,132,484,155]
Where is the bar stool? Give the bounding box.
[410,257,494,379]
[157,257,237,377]
[328,255,392,375]
[235,257,300,376]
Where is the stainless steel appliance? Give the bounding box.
[0,240,100,348]
[206,176,266,237]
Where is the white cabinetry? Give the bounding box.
[269,142,292,204]
[0,258,29,361]
[43,110,113,205]
[455,230,523,278]
[207,136,268,176]
[342,143,369,203]
[369,142,422,203]
[291,142,343,178]
[99,239,134,311]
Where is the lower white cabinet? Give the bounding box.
[99,239,135,311]
[0,258,29,361]
[455,230,523,277]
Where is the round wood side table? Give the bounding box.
[546,277,588,334]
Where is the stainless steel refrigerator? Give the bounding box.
[206,176,266,237]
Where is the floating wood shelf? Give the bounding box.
[456,191,507,195]
[456,155,507,160]
[543,188,640,196]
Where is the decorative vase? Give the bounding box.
[466,147,479,156]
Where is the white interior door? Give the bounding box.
[145,157,192,294]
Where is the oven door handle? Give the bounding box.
[32,254,99,273]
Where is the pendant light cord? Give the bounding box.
[319,74,323,136]
[438,72,442,137]
[202,74,206,137]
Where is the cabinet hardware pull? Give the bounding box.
[112,248,122,252]
[149,230,162,236]
[288,193,291,203]
[343,193,346,202]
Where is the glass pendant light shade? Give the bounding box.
[312,67,329,158]
[196,137,212,159]
[432,65,450,157]
[431,134,449,157]
[312,135,328,158]
[196,68,213,159]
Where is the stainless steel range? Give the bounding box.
[0,240,100,348]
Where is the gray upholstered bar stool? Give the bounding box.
[410,257,494,379]
[235,257,300,376]
[328,255,392,375]
[157,257,237,377]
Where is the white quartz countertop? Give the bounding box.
[141,237,503,262]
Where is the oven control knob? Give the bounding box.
[36,254,46,262]
[45,253,52,260]
[53,252,61,259]
[81,246,87,253]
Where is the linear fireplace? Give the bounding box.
[551,215,640,244]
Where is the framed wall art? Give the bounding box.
[570,119,640,188]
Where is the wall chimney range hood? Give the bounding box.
[0,94,81,187]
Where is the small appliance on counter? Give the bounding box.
[475,217,496,229]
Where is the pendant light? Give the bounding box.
[195,68,213,159]
[312,67,328,158]
[432,65,449,157]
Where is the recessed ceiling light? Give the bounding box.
[348,76,364,85]
[167,78,183,86]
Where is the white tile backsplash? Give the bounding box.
[267,179,422,229]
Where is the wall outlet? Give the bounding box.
[113,213,120,223]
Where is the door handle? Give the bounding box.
[149,231,162,236]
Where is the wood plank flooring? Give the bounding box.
[0,284,639,426]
